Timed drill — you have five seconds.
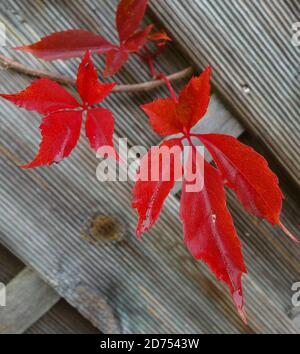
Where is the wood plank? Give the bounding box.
[0,267,59,334]
[0,122,298,333]
[0,240,101,333]
[0,0,299,334]
[149,0,300,188]
[0,237,24,283]
[26,299,100,334]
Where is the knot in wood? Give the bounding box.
[81,214,124,243]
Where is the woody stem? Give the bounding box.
[159,73,178,102]
[143,54,178,101]
[0,54,193,94]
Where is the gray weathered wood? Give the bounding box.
[149,0,300,188]
[0,238,24,284]
[0,117,299,333]
[26,299,100,334]
[0,267,60,334]
[0,0,299,334]
[0,241,100,333]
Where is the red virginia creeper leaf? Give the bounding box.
[124,24,154,52]
[142,67,211,136]
[77,51,116,106]
[0,78,79,115]
[22,110,83,168]
[180,149,247,321]
[1,52,117,168]
[85,107,116,155]
[14,30,114,60]
[142,98,181,136]
[198,134,298,242]
[177,66,211,130]
[116,0,148,43]
[132,138,183,237]
[104,49,129,78]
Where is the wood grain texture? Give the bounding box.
[26,299,100,334]
[0,0,299,334]
[0,238,101,333]
[0,134,299,333]
[0,237,24,283]
[149,0,300,188]
[0,267,60,334]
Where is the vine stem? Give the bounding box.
[141,52,178,101]
[0,54,193,93]
[158,73,178,102]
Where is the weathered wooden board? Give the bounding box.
[0,0,299,334]
[150,0,300,188]
[0,238,24,283]
[0,73,299,333]
[0,242,100,333]
[0,125,299,333]
[0,268,59,334]
[26,298,100,334]
[0,262,99,334]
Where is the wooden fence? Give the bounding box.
[0,0,299,333]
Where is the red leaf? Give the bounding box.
[177,66,211,130]
[142,98,181,136]
[0,78,79,115]
[198,134,298,242]
[85,107,116,154]
[124,24,154,52]
[180,149,247,321]
[1,53,117,168]
[14,30,114,60]
[22,111,83,168]
[142,67,211,136]
[104,49,129,78]
[77,51,116,106]
[132,138,183,237]
[116,0,148,43]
